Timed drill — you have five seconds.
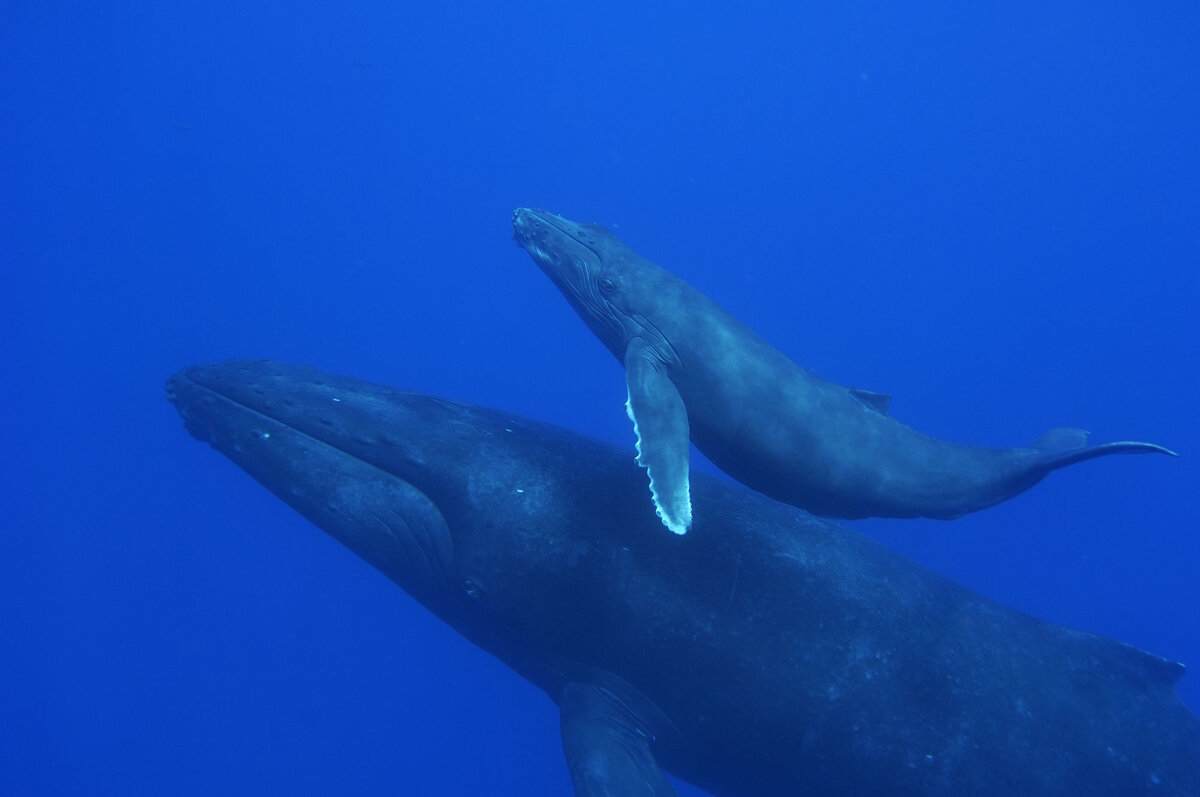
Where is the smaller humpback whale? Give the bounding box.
[167,361,1199,796]
[512,208,1177,533]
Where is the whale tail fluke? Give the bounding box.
[1032,427,1178,473]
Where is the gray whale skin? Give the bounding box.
[167,360,1199,796]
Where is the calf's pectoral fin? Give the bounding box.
[560,682,678,797]
[625,341,692,535]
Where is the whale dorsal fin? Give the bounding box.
[624,339,692,535]
[850,388,892,416]
[559,681,679,796]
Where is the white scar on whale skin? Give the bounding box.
[627,389,692,535]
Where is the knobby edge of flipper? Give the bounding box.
[624,340,693,535]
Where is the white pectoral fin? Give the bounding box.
[624,343,692,535]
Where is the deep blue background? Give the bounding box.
[3,2,1197,794]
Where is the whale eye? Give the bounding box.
[598,277,616,295]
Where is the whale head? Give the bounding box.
[512,208,669,358]
[167,361,467,612]
[165,360,690,700]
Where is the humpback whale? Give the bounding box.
[512,208,1176,533]
[167,360,1200,796]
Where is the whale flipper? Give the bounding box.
[560,682,678,797]
[625,340,692,535]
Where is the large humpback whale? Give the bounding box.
[168,360,1199,796]
[512,208,1176,534]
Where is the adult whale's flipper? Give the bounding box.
[513,207,1178,532]
[560,682,678,797]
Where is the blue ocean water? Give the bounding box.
[2,2,1197,794]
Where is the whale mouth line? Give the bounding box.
[168,367,318,450]
[168,363,457,603]
[168,365,375,470]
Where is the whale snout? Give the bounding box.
[511,207,558,250]
[511,207,532,241]
[512,207,576,277]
